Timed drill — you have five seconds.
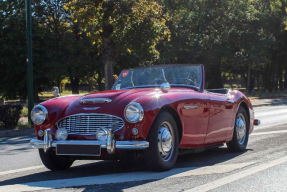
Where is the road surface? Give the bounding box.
[0,104,287,192]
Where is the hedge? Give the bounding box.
[0,105,23,129]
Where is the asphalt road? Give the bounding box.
[0,104,287,192]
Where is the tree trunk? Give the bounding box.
[278,62,283,90]
[34,83,39,102]
[206,64,223,89]
[257,75,260,91]
[284,69,287,89]
[97,71,104,91]
[70,77,79,94]
[102,24,115,90]
[247,62,251,94]
[104,56,114,90]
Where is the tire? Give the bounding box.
[227,106,249,152]
[39,149,74,171]
[144,111,179,171]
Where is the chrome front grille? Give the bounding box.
[57,113,125,135]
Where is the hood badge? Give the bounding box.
[80,98,112,104]
[83,107,101,110]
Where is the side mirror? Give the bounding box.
[160,83,170,93]
[53,86,61,97]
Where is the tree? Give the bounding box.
[66,0,169,90]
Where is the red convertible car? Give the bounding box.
[30,64,260,171]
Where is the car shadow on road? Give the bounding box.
[0,146,251,191]
[0,135,33,146]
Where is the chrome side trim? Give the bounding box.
[183,105,198,109]
[80,98,112,104]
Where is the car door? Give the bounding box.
[178,91,210,147]
[204,92,234,144]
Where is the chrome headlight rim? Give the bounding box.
[31,105,48,125]
[124,102,144,123]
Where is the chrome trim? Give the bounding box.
[31,105,48,125]
[160,83,170,93]
[236,113,247,145]
[106,128,115,154]
[158,122,174,161]
[124,102,144,123]
[183,105,198,109]
[82,107,101,110]
[30,129,149,154]
[227,99,234,103]
[43,129,52,152]
[80,98,112,104]
[57,113,125,134]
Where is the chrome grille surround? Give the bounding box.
[57,113,125,135]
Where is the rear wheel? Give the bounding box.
[39,149,74,171]
[227,107,249,152]
[144,111,179,171]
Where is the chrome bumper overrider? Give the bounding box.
[29,129,149,155]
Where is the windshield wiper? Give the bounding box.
[131,71,135,89]
[162,69,168,83]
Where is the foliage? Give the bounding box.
[65,0,170,89]
[0,105,23,129]
[1,0,287,98]
[20,107,28,117]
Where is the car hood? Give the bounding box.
[64,88,156,116]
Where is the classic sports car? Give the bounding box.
[30,64,260,171]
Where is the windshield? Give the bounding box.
[112,65,202,91]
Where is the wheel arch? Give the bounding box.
[238,101,250,128]
[157,105,183,143]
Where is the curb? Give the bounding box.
[251,99,287,107]
[0,128,35,138]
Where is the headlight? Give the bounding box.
[124,102,144,123]
[31,105,48,125]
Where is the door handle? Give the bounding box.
[227,99,234,103]
[184,105,198,109]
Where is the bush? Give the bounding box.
[0,105,23,129]
[20,107,28,117]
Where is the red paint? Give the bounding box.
[34,66,256,151]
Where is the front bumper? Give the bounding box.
[30,129,149,155]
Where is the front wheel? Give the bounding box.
[39,149,74,171]
[144,111,179,171]
[227,107,249,152]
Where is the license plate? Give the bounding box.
[56,144,101,156]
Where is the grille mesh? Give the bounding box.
[57,114,124,135]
